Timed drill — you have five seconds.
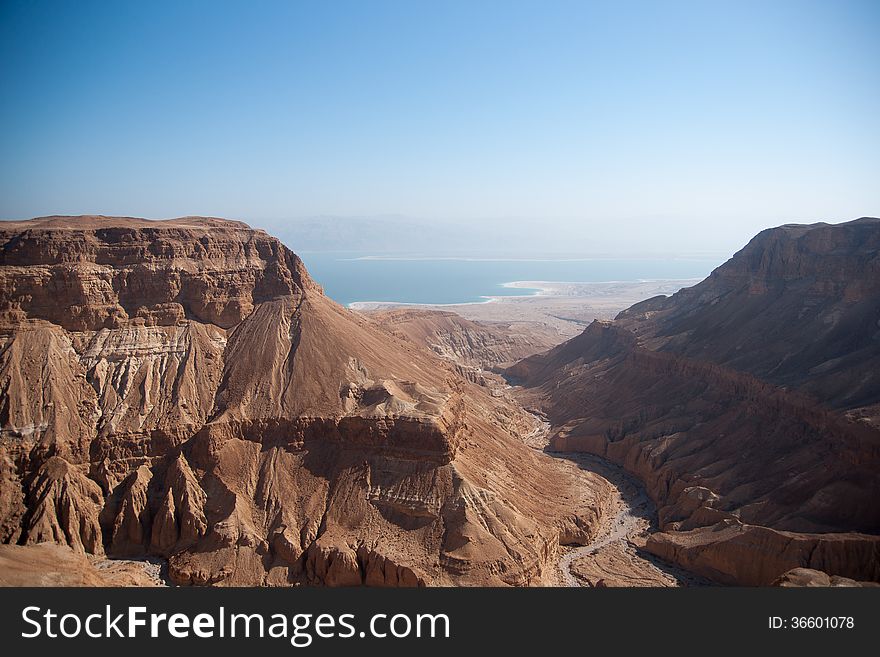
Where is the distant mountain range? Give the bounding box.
[268,215,742,257]
[272,215,457,253]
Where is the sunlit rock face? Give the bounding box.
[0,215,609,586]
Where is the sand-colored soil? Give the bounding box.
[355,279,700,339]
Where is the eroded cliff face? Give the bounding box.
[509,218,880,585]
[616,217,880,422]
[374,309,561,371]
[0,216,608,586]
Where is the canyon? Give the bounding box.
[0,216,609,586]
[509,218,880,585]
[1,215,878,588]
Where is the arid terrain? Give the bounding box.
[356,279,702,340]
[0,216,611,586]
[0,215,878,588]
[509,218,880,585]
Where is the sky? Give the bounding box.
[1,0,878,255]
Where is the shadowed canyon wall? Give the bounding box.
[509,218,880,585]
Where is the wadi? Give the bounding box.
[0,215,878,587]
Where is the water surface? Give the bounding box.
[298,253,721,307]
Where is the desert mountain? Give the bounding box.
[0,215,608,586]
[509,218,880,585]
[617,217,880,422]
[373,308,561,382]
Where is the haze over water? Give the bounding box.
[299,252,719,306]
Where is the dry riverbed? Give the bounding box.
[521,412,709,587]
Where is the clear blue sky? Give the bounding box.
[1,0,878,253]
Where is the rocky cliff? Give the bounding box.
[372,309,561,388]
[509,218,880,585]
[0,216,609,586]
[616,217,880,423]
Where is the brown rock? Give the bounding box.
[373,308,561,371]
[148,452,207,556]
[645,523,880,586]
[103,465,152,557]
[21,456,104,554]
[0,447,25,544]
[510,218,880,585]
[615,216,880,420]
[773,567,879,587]
[0,215,608,586]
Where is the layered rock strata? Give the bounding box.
[509,218,880,585]
[0,216,608,586]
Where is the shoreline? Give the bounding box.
[347,278,700,310]
[348,297,498,310]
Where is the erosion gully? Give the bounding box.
[522,415,708,587]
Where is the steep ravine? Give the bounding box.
[518,408,706,587]
[367,308,710,586]
[507,218,880,586]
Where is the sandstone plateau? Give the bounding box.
[509,218,880,585]
[0,216,610,586]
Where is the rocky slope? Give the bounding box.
[372,309,561,384]
[0,543,165,586]
[772,567,879,587]
[509,218,880,585]
[616,217,880,424]
[0,215,609,586]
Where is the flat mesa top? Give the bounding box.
[0,215,255,232]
